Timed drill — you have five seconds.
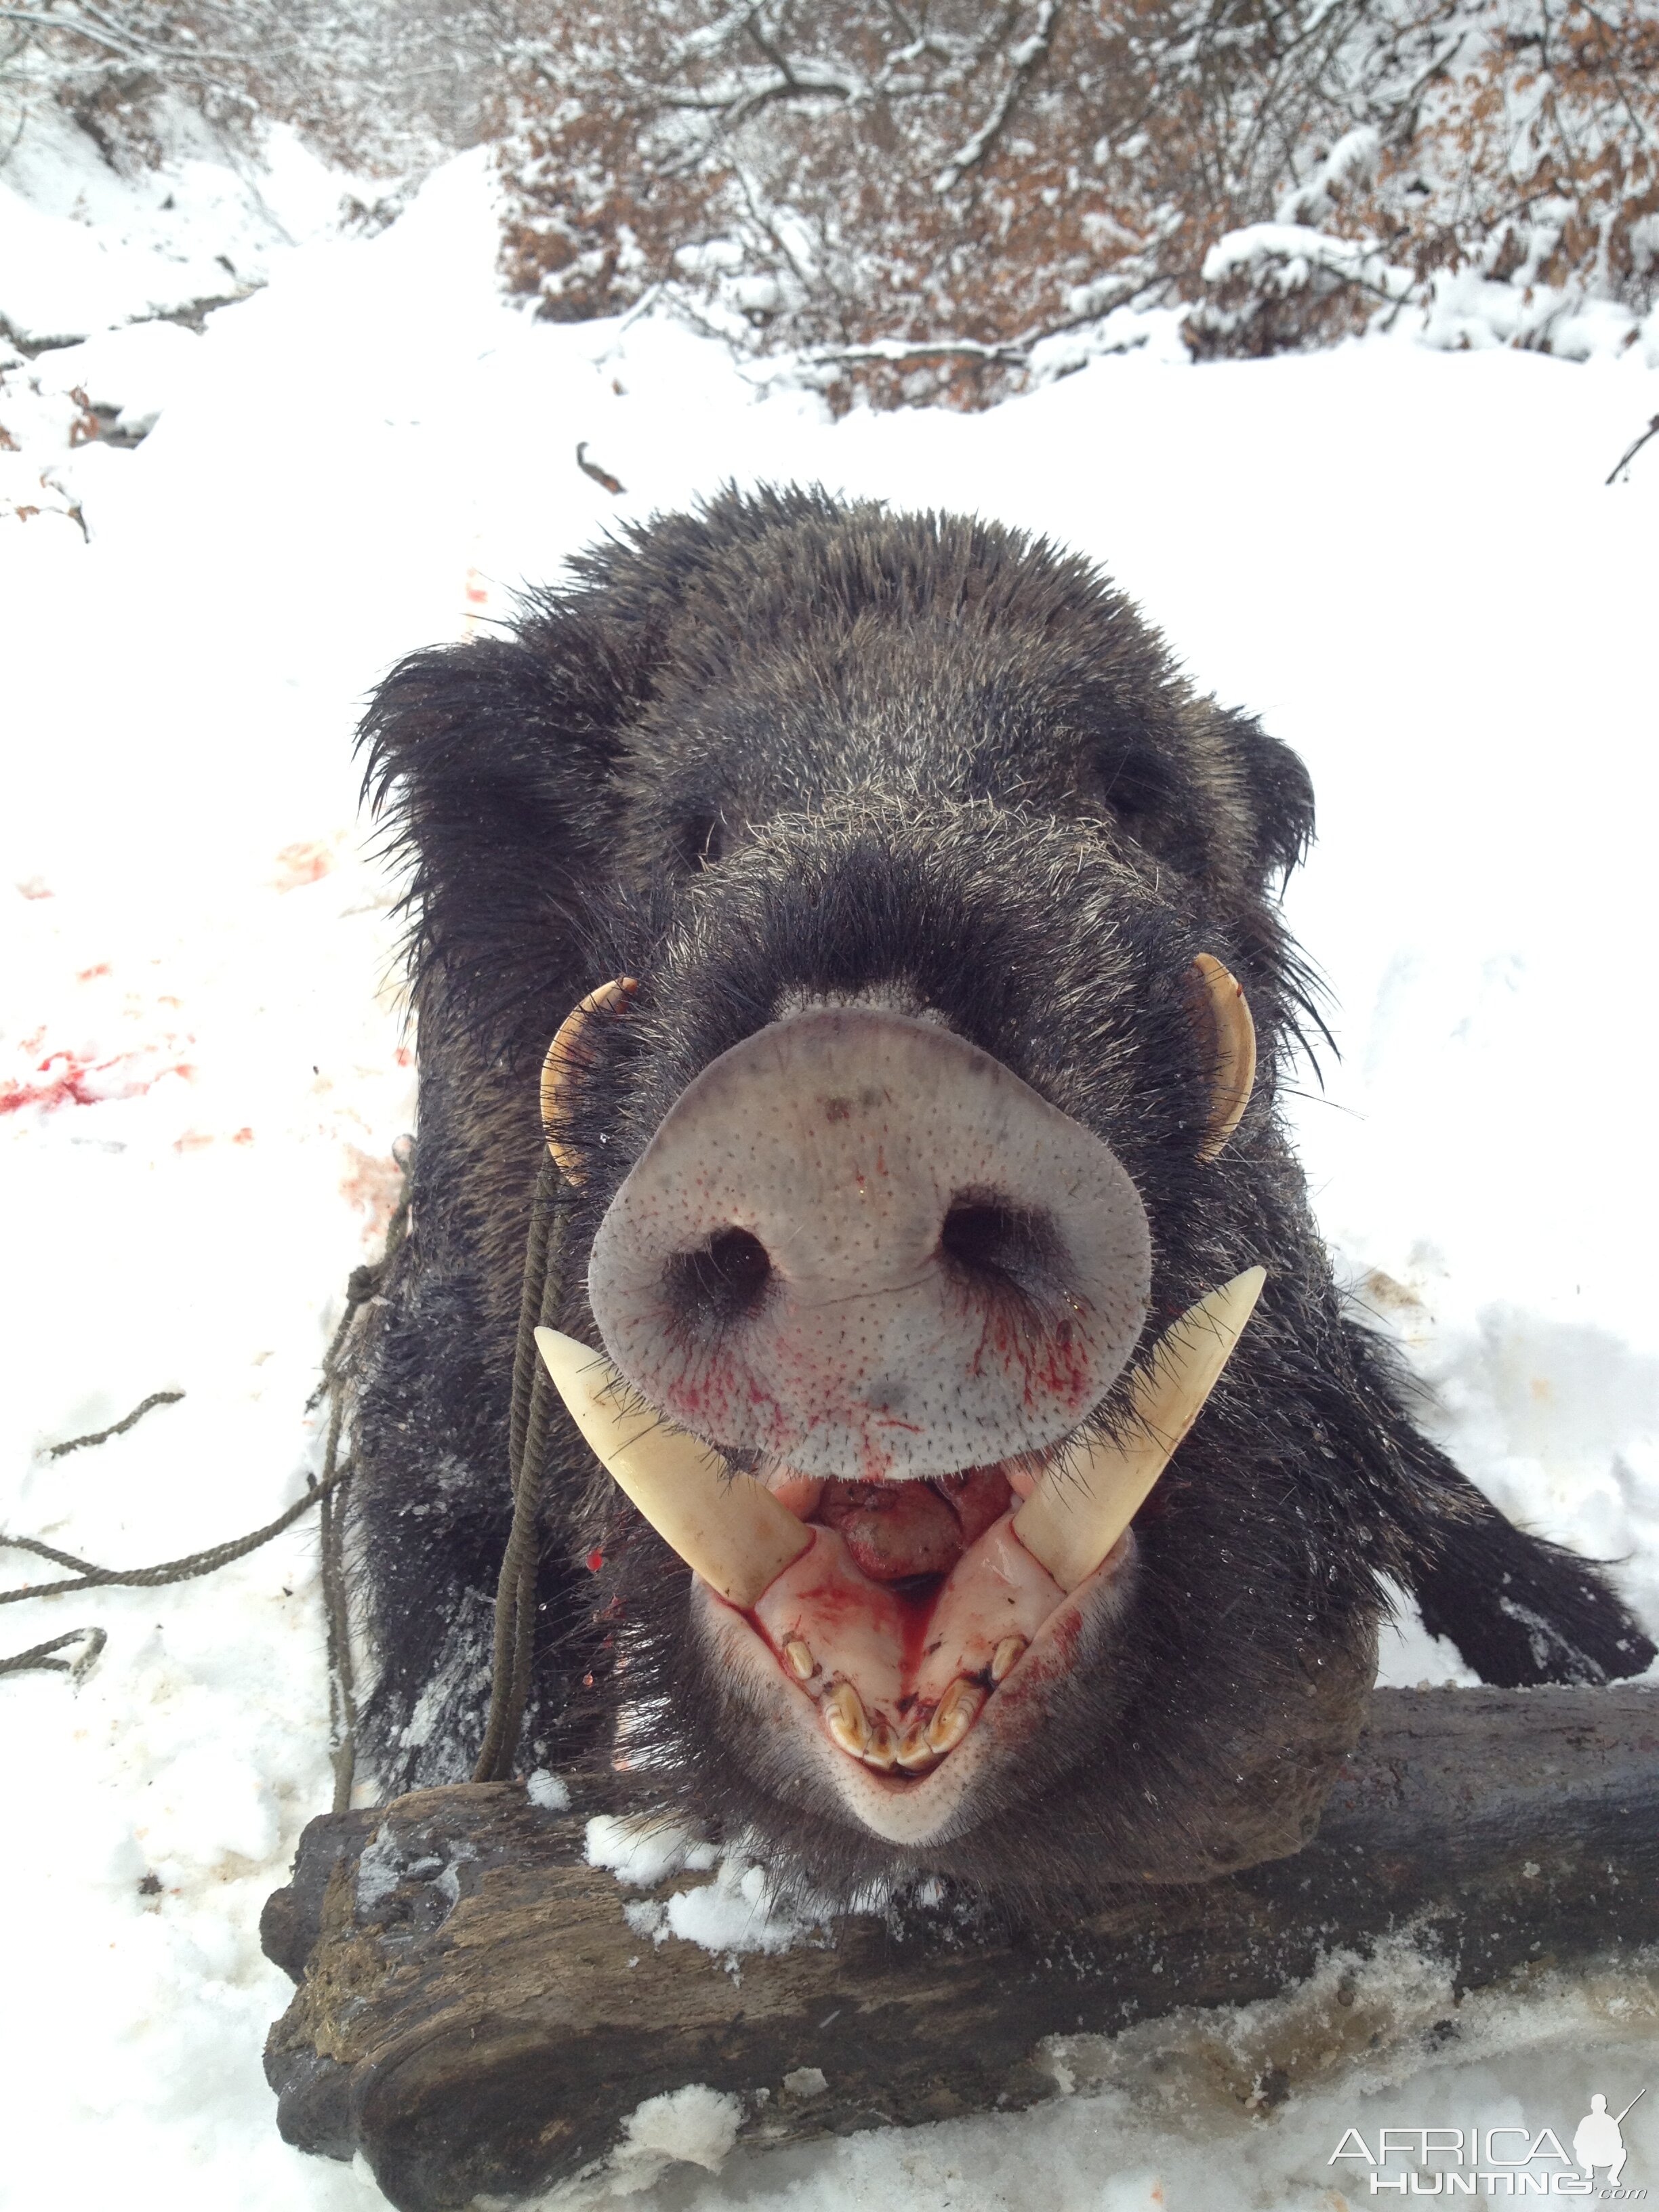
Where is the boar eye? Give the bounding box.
[1092,743,1177,832]
[673,812,726,871]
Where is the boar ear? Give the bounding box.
[1221,711,1316,884]
[358,617,630,1054]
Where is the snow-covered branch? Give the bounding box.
[934,0,1064,194]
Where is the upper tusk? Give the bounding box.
[1192,954,1256,1164]
[1011,1266,1266,1592]
[533,1326,811,1606]
[541,977,638,1183]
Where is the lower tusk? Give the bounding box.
[1011,1267,1266,1592]
[533,1326,811,1607]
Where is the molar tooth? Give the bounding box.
[990,1635,1027,1683]
[533,1327,811,1608]
[823,1682,869,1758]
[784,1638,816,1681]
[926,1678,985,1755]
[1011,1267,1265,1593]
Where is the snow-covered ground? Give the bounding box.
[3,123,1656,2212]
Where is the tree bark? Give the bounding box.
[262,1684,1659,2212]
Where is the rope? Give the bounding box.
[314,1168,409,1808]
[0,1124,562,1804]
[0,1465,354,1604]
[0,1164,411,1795]
[473,1147,566,1783]
[47,1391,184,1460]
[0,1626,107,1680]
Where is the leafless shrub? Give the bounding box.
[7,0,1652,391]
[497,0,1659,395]
[0,0,529,173]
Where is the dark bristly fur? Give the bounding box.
[347,486,1653,1910]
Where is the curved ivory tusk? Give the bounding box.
[1011,1266,1266,1592]
[534,1326,811,1607]
[541,977,638,1182]
[1192,954,1256,1164]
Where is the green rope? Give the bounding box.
[46,1391,184,1460]
[1,1465,352,1605]
[0,1130,565,1804]
[0,1169,411,1790]
[0,1626,107,1680]
[473,1147,566,1783]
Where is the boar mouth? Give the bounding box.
[741,1452,1098,1784]
[536,1268,1263,1843]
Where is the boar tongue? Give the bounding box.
[817,1468,1012,1582]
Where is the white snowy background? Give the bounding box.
[3,108,1657,2212]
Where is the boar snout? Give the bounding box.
[586,1005,1153,1483]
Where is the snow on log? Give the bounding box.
[262,1684,1659,2212]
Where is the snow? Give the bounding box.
[613,2085,743,2186]
[586,1812,722,1891]
[2,116,1657,2212]
[658,1851,825,1961]
[585,1818,823,1961]
[0,104,369,346]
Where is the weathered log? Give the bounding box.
[262,1685,1659,2212]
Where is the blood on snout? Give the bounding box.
[587,1008,1153,1482]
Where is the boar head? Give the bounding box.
[353,488,1511,1906]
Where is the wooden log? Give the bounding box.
[262,1685,1659,2212]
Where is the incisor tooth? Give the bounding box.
[896,1725,937,1774]
[823,1683,869,1757]
[1192,955,1256,1164]
[990,1635,1027,1683]
[785,1638,816,1681]
[533,1327,811,1608]
[1012,1267,1267,1593]
[926,1677,984,1755]
[862,1719,898,1771]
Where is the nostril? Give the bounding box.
[939,1195,1061,1297]
[664,1227,773,1328]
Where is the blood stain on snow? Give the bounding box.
[340,1142,406,1240]
[77,963,112,981]
[271,839,337,891]
[0,1046,193,1117]
[1,1052,108,1114]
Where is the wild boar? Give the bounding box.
[348,485,1652,1908]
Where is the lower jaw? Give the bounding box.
[689,1523,1139,1849]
